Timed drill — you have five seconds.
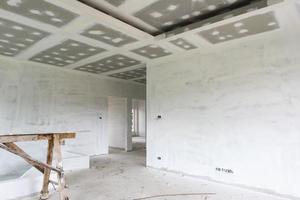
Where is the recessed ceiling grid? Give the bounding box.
[81,24,138,47]
[0,0,284,84]
[30,39,105,67]
[198,12,279,44]
[165,0,271,37]
[0,17,49,57]
[1,0,79,27]
[169,38,197,50]
[132,44,172,59]
[109,67,146,80]
[134,0,247,31]
[74,54,141,74]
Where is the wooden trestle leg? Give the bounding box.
[0,132,75,200]
[53,135,69,200]
[40,138,54,200]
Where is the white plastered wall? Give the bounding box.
[138,99,146,137]
[108,96,127,149]
[0,56,145,181]
[147,1,300,198]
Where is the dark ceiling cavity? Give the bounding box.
[104,0,126,7]
[78,0,270,36]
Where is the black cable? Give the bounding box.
[133,192,216,200]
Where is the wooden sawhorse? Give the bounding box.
[0,133,76,200]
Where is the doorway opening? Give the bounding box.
[131,99,146,151]
[107,96,127,151]
[107,97,146,153]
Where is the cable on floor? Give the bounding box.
[133,192,216,200]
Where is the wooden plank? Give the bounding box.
[0,143,62,174]
[53,135,69,200]
[40,138,54,200]
[0,135,50,143]
[0,133,75,143]
[4,142,44,174]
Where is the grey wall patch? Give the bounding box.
[109,67,146,80]
[134,0,245,31]
[198,12,279,44]
[30,39,105,67]
[132,45,172,59]
[104,0,126,7]
[0,17,49,57]
[296,3,300,16]
[169,38,197,50]
[81,24,138,47]
[1,0,79,27]
[134,78,146,84]
[75,54,141,74]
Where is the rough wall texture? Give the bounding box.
[0,57,145,180]
[147,8,300,198]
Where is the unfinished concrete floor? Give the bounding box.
[18,143,290,200]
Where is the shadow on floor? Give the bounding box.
[132,136,146,151]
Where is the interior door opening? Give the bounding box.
[132,99,146,151]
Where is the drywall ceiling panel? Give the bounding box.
[165,0,271,37]
[134,78,146,84]
[81,24,138,47]
[198,12,279,44]
[134,0,246,31]
[30,39,105,67]
[80,0,160,34]
[132,44,172,59]
[109,67,146,80]
[1,0,79,27]
[0,0,284,84]
[73,66,99,74]
[0,17,49,57]
[74,54,141,73]
[81,0,267,34]
[169,38,197,50]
